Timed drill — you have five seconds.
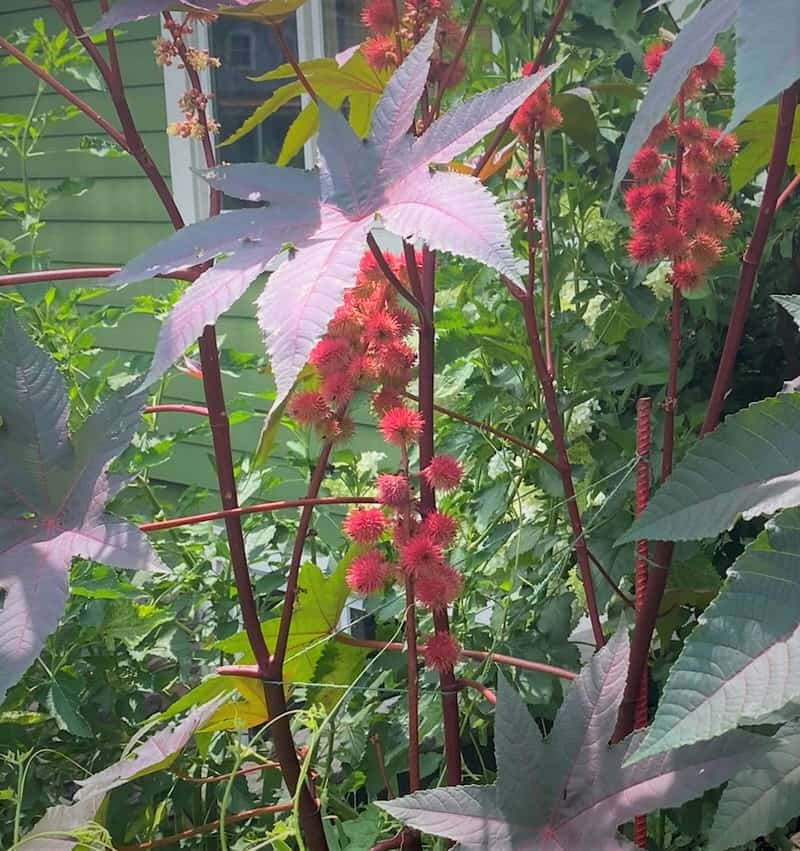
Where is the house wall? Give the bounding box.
[0,0,387,505]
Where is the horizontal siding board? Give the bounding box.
[0,4,158,44]
[4,42,164,97]
[2,86,167,135]
[44,178,172,221]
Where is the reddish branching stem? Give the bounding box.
[416,247,463,786]
[371,735,397,799]
[776,171,800,211]
[539,130,554,378]
[403,391,561,470]
[471,0,571,177]
[0,35,129,151]
[271,19,318,103]
[117,801,299,851]
[633,397,651,849]
[172,761,279,784]
[455,678,497,705]
[702,81,800,436]
[140,496,377,532]
[508,283,604,648]
[333,635,577,680]
[430,0,483,118]
[367,233,423,312]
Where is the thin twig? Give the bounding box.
[367,233,423,311]
[117,801,298,851]
[271,20,318,102]
[702,81,800,435]
[539,129,554,377]
[430,0,483,118]
[0,35,129,151]
[333,634,577,680]
[403,392,561,470]
[172,761,280,784]
[140,495,377,532]
[776,171,800,211]
[455,678,497,705]
[144,404,209,417]
[371,735,397,798]
[587,549,634,608]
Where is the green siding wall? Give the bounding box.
[1,0,385,503]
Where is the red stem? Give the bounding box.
[404,392,560,470]
[0,267,196,286]
[416,247,463,787]
[430,0,483,118]
[389,0,405,64]
[701,81,800,436]
[0,35,129,151]
[163,11,221,216]
[333,635,577,680]
[117,801,298,851]
[539,130,554,377]
[144,404,209,416]
[172,761,279,784]
[509,284,604,648]
[367,233,422,312]
[471,0,571,177]
[370,735,396,798]
[271,20,318,102]
[455,678,497,705]
[140,496,377,532]
[587,549,635,608]
[776,171,800,211]
[53,0,184,229]
[633,397,651,849]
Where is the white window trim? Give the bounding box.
[163,8,324,224]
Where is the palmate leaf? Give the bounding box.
[89,0,305,32]
[628,510,800,768]
[612,0,737,196]
[619,393,800,544]
[221,51,387,164]
[379,631,762,850]
[20,697,226,850]
[106,26,556,415]
[159,553,356,730]
[709,721,800,850]
[725,0,800,134]
[729,104,800,192]
[0,312,164,705]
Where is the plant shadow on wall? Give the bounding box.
[0,0,799,850]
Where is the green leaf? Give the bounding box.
[219,81,304,148]
[729,105,800,192]
[773,293,800,331]
[595,297,648,344]
[631,509,800,764]
[619,393,800,544]
[725,0,800,133]
[47,670,92,738]
[709,722,800,851]
[553,92,599,151]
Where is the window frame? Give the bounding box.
[163,6,327,224]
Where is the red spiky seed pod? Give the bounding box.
[347,550,391,595]
[422,455,463,492]
[379,406,424,446]
[342,507,388,544]
[422,631,461,672]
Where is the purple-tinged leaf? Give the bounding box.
[75,695,228,800]
[196,163,321,204]
[88,0,275,33]
[108,206,319,287]
[726,0,800,133]
[611,0,737,196]
[381,170,520,282]
[379,629,764,850]
[0,313,164,704]
[140,246,272,389]
[20,697,227,850]
[19,792,107,851]
[258,219,371,410]
[317,103,379,214]
[115,38,547,414]
[403,63,562,175]
[370,25,436,178]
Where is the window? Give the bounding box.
[164,7,365,220]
